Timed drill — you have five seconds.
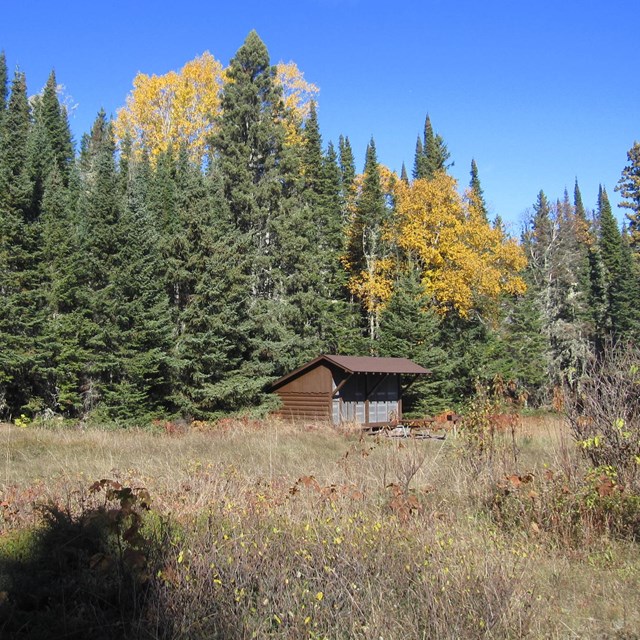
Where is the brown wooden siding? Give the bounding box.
[275,364,332,394]
[274,391,331,421]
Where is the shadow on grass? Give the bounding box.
[0,482,172,639]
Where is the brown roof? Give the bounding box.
[322,355,430,375]
[270,354,430,390]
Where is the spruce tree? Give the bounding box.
[597,185,639,339]
[616,141,640,251]
[497,290,549,405]
[104,150,175,421]
[425,115,451,179]
[0,51,7,142]
[65,111,133,420]
[338,134,356,197]
[400,162,409,184]
[344,139,390,345]
[378,268,453,414]
[0,69,45,416]
[587,243,608,351]
[574,178,587,222]
[412,136,425,180]
[213,31,285,296]
[25,74,73,220]
[0,70,32,215]
[39,71,74,179]
[598,185,622,281]
[39,163,86,413]
[412,115,451,180]
[469,158,488,220]
[0,51,7,114]
[212,31,312,394]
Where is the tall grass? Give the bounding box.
[0,417,639,638]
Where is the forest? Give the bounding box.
[1,30,640,426]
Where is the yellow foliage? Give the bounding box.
[393,173,526,317]
[343,164,398,324]
[348,257,395,314]
[275,61,320,147]
[114,52,225,164]
[115,55,319,163]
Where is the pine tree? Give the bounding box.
[378,268,453,414]
[39,163,85,413]
[75,114,121,417]
[338,134,356,195]
[0,69,45,416]
[597,185,639,339]
[400,162,409,184]
[598,185,622,281]
[0,70,32,215]
[469,158,488,220]
[616,141,640,251]
[0,51,7,144]
[574,178,587,223]
[412,115,451,180]
[412,136,425,180]
[213,31,285,298]
[344,139,392,345]
[39,71,74,179]
[497,290,549,405]
[212,31,314,396]
[0,51,7,114]
[103,150,175,421]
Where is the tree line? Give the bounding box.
[1,31,639,425]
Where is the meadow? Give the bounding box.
[0,415,638,639]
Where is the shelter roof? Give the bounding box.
[270,354,430,390]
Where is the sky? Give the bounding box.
[1,0,638,232]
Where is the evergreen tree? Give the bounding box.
[378,268,453,414]
[72,113,123,418]
[0,51,7,143]
[521,189,593,397]
[424,115,450,177]
[413,115,451,180]
[587,243,608,351]
[213,30,285,297]
[212,31,312,394]
[412,136,424,180]
[616,141,640,250]
[469,158,488,220]
[438,312,494,405]
[338,134,356,195]
[0,70,32,215]
[39,163,85,413]
[496,290,549,405]
[39,71,74,179]
[0,51,7,114]
[344,139,391,345]
[598,185,622,282]
[0,69,46,416]
[400,162,409,184]
[597,185,639,339]
[103,150,175,420]
[24,73,73,222]
[574,178,587,222]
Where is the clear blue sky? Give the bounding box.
[2,0,638,231]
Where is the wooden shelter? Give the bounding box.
[270,355,429,427]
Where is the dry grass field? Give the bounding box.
[0,415,638,638]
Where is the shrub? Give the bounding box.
[0,480,167,639]
[565,341,640,493]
